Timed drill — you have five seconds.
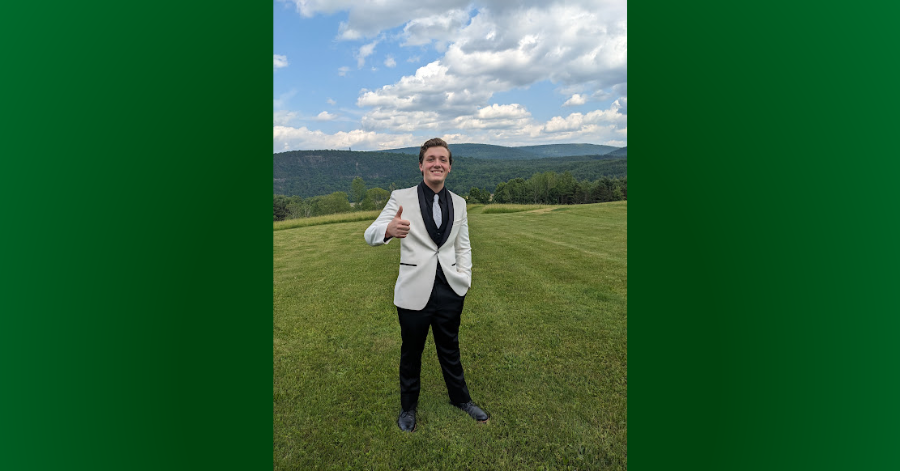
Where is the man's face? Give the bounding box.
[419,146,451,188]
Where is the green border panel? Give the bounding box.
[2,1,272,469]
[632,2,900,470]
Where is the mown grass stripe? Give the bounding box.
[274,201,626,470]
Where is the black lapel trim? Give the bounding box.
[416,183,434,234]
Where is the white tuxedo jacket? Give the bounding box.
[364,185,472,310]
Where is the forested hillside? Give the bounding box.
[382,143,621,160]
[273,149,627,198]
[607,146,627,157]
[273,150,419,198]
[450,155,625,195]
[382,143,535,160]
[515,143,618,157]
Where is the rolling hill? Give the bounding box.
[382,143,622,160]
[606,146,627,157]
[515,143,619,157]
[274,148,627,198]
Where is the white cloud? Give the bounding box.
[356,40,379,68]
[542,101,626,135]
[442,5,627,88]
[613,96,626,115]
[352,2,626,136]
[273,89,297,109]
[358,61,495,118]
[590,89,613,101]
[284,0,357,18]
[544,115,583,133]
[273,110,298,125]
[362,109,444,132]
[273,54,289,71]
[454,104,533,130]
[452,99,626,146]
[475,103,530,120]
[334,0,472,40]
[315,111,338,121]
[355,98,626,148]
[327,98,337,105]
[401,9,470,46]
[277,0,627,149]
[563,94,587,107]
[273,126,416,152]
[337,21,364,40]
[441,133,471,143]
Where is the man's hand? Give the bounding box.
[385,206,411,239]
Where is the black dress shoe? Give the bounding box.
[397,408,417,432]
[452,401,489,423]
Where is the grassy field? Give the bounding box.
[274,202,627,470]
[274,210,383,231]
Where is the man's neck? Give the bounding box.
[423,180,444,194]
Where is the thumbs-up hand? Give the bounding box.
[386,205,411,239]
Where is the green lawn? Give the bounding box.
[274,202,627,470]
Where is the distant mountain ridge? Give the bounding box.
[515,143,619,157]
[606,146,627,157]
[382,143,622,160]
[274,144,627,198]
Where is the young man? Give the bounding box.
[364,138,489,432]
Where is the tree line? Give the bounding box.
[273,149,626,199]
[275,172,626,221]
[475,171,626,205]
[274,177,391,221]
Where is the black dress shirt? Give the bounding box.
[419,181,450,246]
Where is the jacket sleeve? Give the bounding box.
[364,191,400,247]
[454,204,472,286]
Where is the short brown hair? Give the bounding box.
[418,138,453,166]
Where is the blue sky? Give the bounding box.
[273,0,626,152]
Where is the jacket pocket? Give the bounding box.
[400,263,417,267]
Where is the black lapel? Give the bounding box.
[437,191,454,248]
[416,183,433,234]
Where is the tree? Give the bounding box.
[506,178,528,204]
[610,184,624,201]
[358,196,375,211]
[274,194,289,221]
[493,182,509,204]
[366,187,391,210]
[350,177,367,207]
[319,191,352,215]
[468,187,490,204]
[574,180,594,204]
[556,171,577,205]
[303,195,323,217]
[593,177,612,202]
[528,172,557,204]
[286,196,304,219]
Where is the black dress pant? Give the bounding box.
[397,275,471,411]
